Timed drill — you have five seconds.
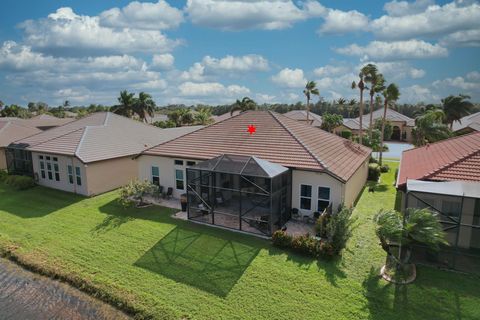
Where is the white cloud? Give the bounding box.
[99,1,184,30]
[371,1,480,41]
[383,0,434,17]
[467,71,480,81]
[336,40,448,60]
[356,61,426,80]
[19,7,181,55]
[185,0,323,31]
[433,76,479,91]
[439,29,480,47]
[151,53,175,69]
[401,84,439,103]
[313,65,350,77]
[318,9,369,35]
[180,62,205,82]
[202,54,269,72]
[271,68,306,88]
[178,81,250,97]
[256,93,277,103]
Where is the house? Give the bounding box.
[138,110,371,236]
[396,132,480,251]
[20,114,74,130]
[283,110,323,127]
[0,120,42,170]
[339,109,415,142]
[7,112,202,196]
[452,111,480,135]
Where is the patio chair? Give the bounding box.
[165,187,173,199]
[154,186,164,200]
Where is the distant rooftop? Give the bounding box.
[452,111,480,133]
[343,108,415,130]
[0,120,42,148]
[283,110,323,127]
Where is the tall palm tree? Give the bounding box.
[362,64,386,138]
[112,90,136,117]
[379,83,400,165]
[134,92,155,122]
[303,81,319,121]
[374,208,447,275]
[230,97,257,115]
[441,94,474,129]
[412,109,451,146]
[351,72,366,144]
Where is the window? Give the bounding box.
[67,165,74,184]
[317,186,330,212]
[187,161,196,166]
[151,166,160,186]
[54,163,60,181]
[46,156,50,161]
[39,155,43,160]
[53,157,58,162]
[174,159,184,166]
[474,199,480,226]
[300,184,312,210]
[75,166,82,186]
[442,200,461,217]
[175,169,184,190]
[47,162,53,180]
[39,160,46,179]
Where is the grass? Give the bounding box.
[0,161,479,319]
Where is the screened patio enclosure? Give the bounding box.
[186,154,292,236]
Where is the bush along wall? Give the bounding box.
[3,175,36,190]
[368,163,381,181]
[272,206,355,258]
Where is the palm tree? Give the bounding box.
[379,83,400,165]
[362,64,386,138]
[303,81,319,121]
[351,72,366,144]
[412,109,451,146]
[112,90,136,117]
[134,92,155,122]
[374,208,447,279]
[230,97,257,115]
[194,107,214,125]
[441,94,474,129]
[336,98,346,116]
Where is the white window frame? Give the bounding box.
[151,166,160,186]
[39,156,46,179]
[175,168,184,190]
[67,165,74,184]
[317,186,331,212]
[299,184,312,210]
[75,166,82,186]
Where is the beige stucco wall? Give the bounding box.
[0,148,6,170]
[291,169,345,217]
[138,155,200,199]
[404,190,478,249]
[31,152,88,195]
[344,158,369,208]
[85,156,138,196]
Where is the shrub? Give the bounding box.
[315,213,329,238]
[272,230,293,248]
[119,180,158,208]
[4,175,35,190]
[341,130,352,139]
[380,164,390,173]
[369,157,378,164]
[325,206,355,254]
[271,231,335,258]
[0,169,7,182]
[368,163,381,181]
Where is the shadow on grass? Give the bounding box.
[91,214,135,234]
[0,184,84,218]
[98,199,175,224]
[362,265,480,320]
[394,191,403,212]
[134,226,260,297]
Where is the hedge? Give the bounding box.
[4,175,36,190]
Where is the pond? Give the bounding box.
[0,258,130,320]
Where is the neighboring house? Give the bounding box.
[138,110,371,236]
[283,110,323,127]
[0,120,41,170]
[20,114,74,130]
[212,110,241,122]
[452,111,480,135]
[7,112,202,196]
[339,109,415,142]
[397,132,480,251]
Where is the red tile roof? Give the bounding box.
[397,131,480,187]
[143,111,371,181]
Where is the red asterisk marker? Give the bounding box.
[247,124,256,135]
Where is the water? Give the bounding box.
[374,142,413,160]
[0,258,131,320]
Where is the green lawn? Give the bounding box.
[0,162,479,319]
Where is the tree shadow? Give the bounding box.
[394,191,403,211]
[98,199,176,224]
[91,214,135,234]
[0,184,84,218]
[134,226,260,297]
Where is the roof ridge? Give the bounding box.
[0,121,11,135]
[28,127,86,149]
[269,111,328,171]
[403,130,480,154]
[424,148,480,181]
[74,126,90,161]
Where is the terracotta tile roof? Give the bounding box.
[12,112,203,163]
[0,120,42,148]
[284,110,323,127]
[341,118,369,130]
[397,131,480,187]
[360,108,415,126]
[143,111,371,181]
[212,110,241,122]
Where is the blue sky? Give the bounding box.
[0,0,479,106]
